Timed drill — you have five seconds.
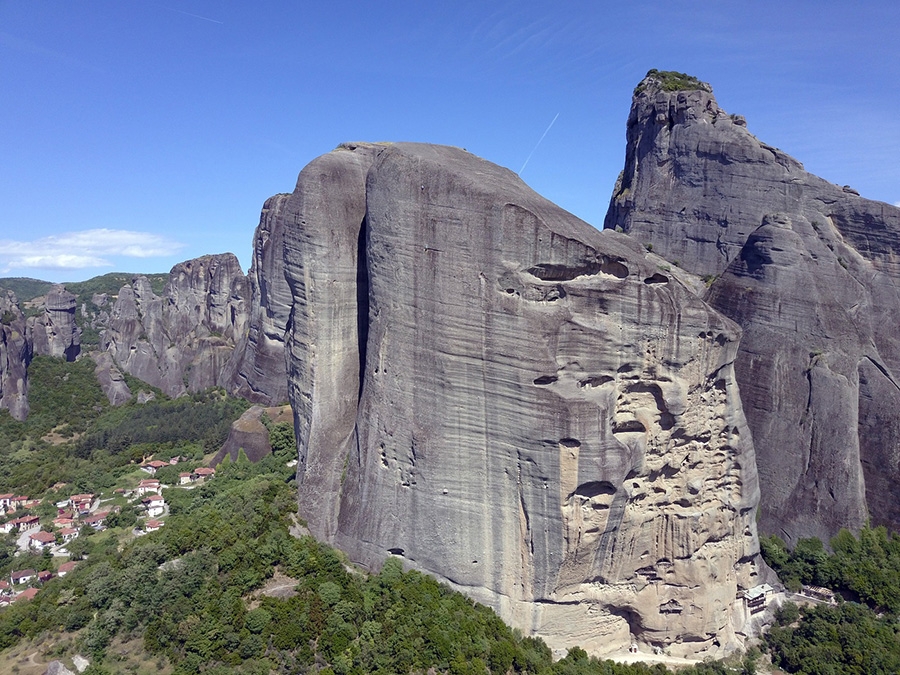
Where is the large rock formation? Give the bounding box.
[221,193,293,404]
[0,290,30,421]
[286,142,765,657]
[606,71,900,543]
[101,255,249,397]
[28,285,81,361]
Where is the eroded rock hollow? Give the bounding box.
[285,142,765,656]
[606,72,900,544]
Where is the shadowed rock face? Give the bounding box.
[285,142,763,657]
[606,72,900,543]
[0,291,30,420]
[28,286,81,361]
[101,255,249,397]
[222,193,293,405]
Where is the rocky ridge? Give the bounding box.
[285,142,764,657]
[0,290,30,420]
[100,254,249,398]
[606,71,900,543]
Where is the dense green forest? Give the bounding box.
[760,530,900,673]
[0,356,247,496]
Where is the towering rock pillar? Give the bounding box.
[28,285,81,361]
[606,70,900,543]
[285,142,764,657]
[0,291,30,421]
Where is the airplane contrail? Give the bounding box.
[161,5,224,24]
[519,112,560,175]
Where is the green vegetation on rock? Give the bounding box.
[635,69,706,95]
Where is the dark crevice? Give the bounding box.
[356,217,370,402]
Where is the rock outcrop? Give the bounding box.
[101,255,249,397]
[0,290,30,421]
[606,71,900,543]
[213,404,292,465]
[28,285,81,361]
[221,193,293,405]
[286,142,764,657]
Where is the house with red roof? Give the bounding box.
[82,512,109,530]
[142,494,166,518]
[14,587,39,602]
[38,571,53,582]
[140,460,170,475]
[29,531,56,551]
[137,479,161,496]
[57,561,78,577]
[59,527,79,543]
[10,569,36,585]
[144,519,164,532]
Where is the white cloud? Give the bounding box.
[894,201,900,208]
[0,229,184,272]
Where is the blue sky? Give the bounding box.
[1,1,898,283]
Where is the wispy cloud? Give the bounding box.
[0,229,184,272]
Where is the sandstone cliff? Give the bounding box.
[0,290,30,421]
[27,285,81,361]
[606,71,900,544]
[221,193,292,405]
[101,255,249,397]
[286,142,764,657]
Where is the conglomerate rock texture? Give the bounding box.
[605,72,900,544]
[100,255,249,397]
[221,193,293,405]
[0,290,30,421]
[285,142,764,657]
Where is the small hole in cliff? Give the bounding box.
[527,261,602,281]
[643,273,669,284]
[613,420,646,434]
[573,481,616,498]
[472,560,478,564]
[659,412,675,430]
[601,260,629,278]
[533,375,558,386]
[580,375,613,388]
[559,438,581,448]
[388,548,404,556]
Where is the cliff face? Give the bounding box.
[606,72,900,543]
[285,142,764,657]
[27,285,81,361]
[0,291,30,421]
[101,255,249,397]
[221,193,293,405]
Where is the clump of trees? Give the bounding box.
[760,529,900,674]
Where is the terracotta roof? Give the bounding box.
[10,569,36,581]
[14,588,39,601]
[30,531,56,543]
[57,561,78,574]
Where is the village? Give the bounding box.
[0,459,216,607]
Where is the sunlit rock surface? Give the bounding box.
[222,193,293,405]
[606,72,900,543]
[0,290,30,421]
[28,285,81,361]
[101,255,249,397]
[285,142,764,657]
